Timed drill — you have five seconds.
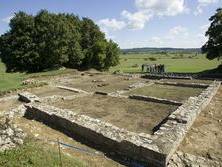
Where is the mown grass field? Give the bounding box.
[110,53,221,73]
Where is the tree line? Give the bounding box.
[0,10,120,72]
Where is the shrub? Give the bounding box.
[149,57,157,61]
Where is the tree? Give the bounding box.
[202,8,222,61]
[0,10,120,72]
[104,40,120,70]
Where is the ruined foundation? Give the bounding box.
[20,80,220,167]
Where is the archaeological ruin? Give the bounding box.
[0,72,221,167]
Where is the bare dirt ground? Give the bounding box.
[29,86,78,97]
[179,86,222,162]
[125,84,203,102]
[51,73,148,93]
[0,99,22,112]
[46,94,177,134]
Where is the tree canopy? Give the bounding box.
[0,10,120,72]
[202,8,222,61]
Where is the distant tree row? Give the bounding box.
[0,10,120,72]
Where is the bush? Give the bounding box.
[149,57,157,61]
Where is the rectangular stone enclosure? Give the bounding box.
[19,76,220,167]
[46,94,177,134]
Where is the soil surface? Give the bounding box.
[55,74,148,93]
[47,94,177,134]
[125,84,203,102]
[0,99,22,112]
[179,86,222,162]
[29,86,78,97]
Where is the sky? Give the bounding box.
[0,0,221,49]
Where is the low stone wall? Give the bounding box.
[143,73,192,80]
[153,81,221,164]
[24,103,165,167]
[129,95,182,106]
[56,85,89,94]
[155,81,209,88]
[18,92,40,103]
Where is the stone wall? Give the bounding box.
[24,103,165,167]
[153,81,221,164]
[155,81,209,88]
[129,95,182,106]
[143,73,192,80]
[21,81,221,167]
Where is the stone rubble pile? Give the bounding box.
[168,151,221,167]
[0,116,26,152]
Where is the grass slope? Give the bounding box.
[0,138,85,167]
[0,59,75,92]
[110,53,221,73]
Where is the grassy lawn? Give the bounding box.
[110,53,221,73]
[0,138,86,167]
[0,59,76,92]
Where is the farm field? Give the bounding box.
[110,53,221,73]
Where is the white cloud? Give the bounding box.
[121,10,152,30]
[2,15,13,23]
[135,0,188,16]
[197,23,210,44]
[98,18,126,31]
[121,0,188,30]
[169,25,188,36]
[149,36,162,44]
[194,0,219,15]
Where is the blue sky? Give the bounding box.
[0,0,221,49]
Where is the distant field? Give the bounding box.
[0,53,220,92]
[110,53,221,73]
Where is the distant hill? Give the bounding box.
[121,47,201,54]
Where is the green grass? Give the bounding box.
[0,138,86,167]
[0,61,25,91]
[0,53,221,92]
[0,60,75,92]
[110,53,221,73]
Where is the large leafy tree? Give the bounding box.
[202,8,222,61]
[0,10,120,72]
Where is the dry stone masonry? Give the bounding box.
[19,80,220,167]
[155,81,209,88]
[129,95,183,106]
